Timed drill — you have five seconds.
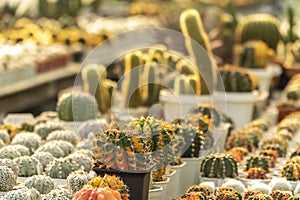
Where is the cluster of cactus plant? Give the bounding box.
[56,92,99,121]
[200,153,238,178]
[235,13,282,50]
[217,65,258,92]
[247,167,268,179]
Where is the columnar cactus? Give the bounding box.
[245,155,270,172]
[280,161,300,181]
[34,122,64,140]
[235,13,282,50]
[0,146,22,159]
[180,8,212,94]
[5,145,30,156]
[217,65,258,92]
[24,175,56,194]
[0,166,15,192]
[32,151,55,169]
[11,132,42,153]
[82,64,114,114]
[14,156,43,177]
[0,159,19,181]
[121,51,143,108]
[46,157,80,179]
[56,92,98,121]
[67,153,93,172]
[247,167,267,179]
[200,153,238,178]
[46,130,79,145]
[0,130,10,144]
[270,190,292,200]
[67,170,89,194]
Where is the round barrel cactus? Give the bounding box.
[2,187,41,200]
[200,153,238,178]
[280,161,300,181]
[14,156,43,177]
[67,170,89,194]
[34,122,64,140]
[5,145,30,156]
[32,152,55,170]
[46,140,75,156]
[0,146,22,159]
[35,143,65,158]
[46,157,80,179]
[186,185,213,196]
[46,130,79,145]
[78,119,108,139]
[270,190,292,200]
[0,166,15,192]
[247,167,267,180]
[11,132,42,153]
[226,134,254,152]
[56,92,99,122]
[245,155,270,172]
[42,188,72,200]
[24,175,56,194]
[244,190,262,200]
[247,194,273,200]
[0,130,10,144]
[67,153,92,172]
[0,159,19,181]
[216,187,242,200]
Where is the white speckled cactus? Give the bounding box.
[270,178,292,192]
[0,147,22,159]
[6,145,30,156]
[24,175,56,194]
[73,149,93,158]
[46,130,79,146]
[67,170,89,194]
[249,183,271,194]
[0,140,5,149]
[46,157,80,179]
[78,119,107,139]
[14,156,43,177]
[42,188,72,200]
[48,140,75,156]
[0,166,15,192]
[0,130,10,144]
[0,159,19,181]
[35,143,65,158]
[11,132,42,153]
[32,152,55,170]
[221,179,246,194]
[3,187,41,200]
[34,122,64,140]
[67,153,92,172]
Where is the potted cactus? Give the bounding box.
[213,65,261,128]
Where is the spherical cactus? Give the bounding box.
[5,145,30,156]
[217,65,258,92]
[24,175,56,194]
[221,179,246,194]
[250,183,271,194]
[262,143,286,158]
[0,166,15,192]
[32,152,55,170]
[244,190,263,200]
[41,188,72,200]
[73,149,93,158]
[247,167,267,179]
[73,187,124,200]
[0,159,19,181]
[14,156,43,177]
[270,178,292,192]
[47,140,75,156]
[78,119,107,139]
[216,187,242,200]
[0,130,10,144]
[280,161,300,181]
[67,170,89,194]
[35,143,65,158]
[3,187,41,200]
[226,147,248,162]
[0,146,22,159]
[247,194,273,200]
[185,185,213,196]
[67,153,92,172]
[46,157,80,179]
[245,155,270,172]
[11,132,42,153]
[200,153,238,178]
[56,92,98,122]
[226,134,254,152]
[0,140,5,149]
[270,190,292,200]
[34,122,64,140]
[46,130,79,145]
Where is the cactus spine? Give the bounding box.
[180,9,213,94]
[82,64,113,114]
[122,51,143,108]
[235,13,281,50]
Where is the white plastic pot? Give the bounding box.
[250,68,273,93]
[180,157,203,192]
[153,177,170,200]
[170,162,187,198]
[159,89,211,122]
[148,186,163,200]
[213,91,259,128]
[199,177,226,188]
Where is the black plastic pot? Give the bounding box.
[93,167,151,200]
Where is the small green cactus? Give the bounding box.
[11,132,42,154]
[14,156,43,177]
[280,161,300,181]
[0,166,15,192]
[47,140,75,156]
[34,122,64,140]
[67,170,89,194]
[200,153,238,178]
[46,157,80,179]
[56,92,99,122]
[0,158,19,181]
[5,145,30,157]
[67,153,92,172]
[0,146,22,159]
[270,190,292,200]
[245,155,270,172]
[35,143,65,158]
[24,175,56,194]
[46,130,79,145]
[32,151,55,170]
[226,134,254,152]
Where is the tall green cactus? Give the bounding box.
[235,13,282,50]
[122,51,143,108]
[82,64,112,114]
[180,9,213,95]
[140,62,161,106]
